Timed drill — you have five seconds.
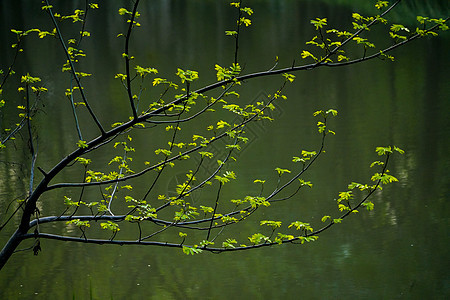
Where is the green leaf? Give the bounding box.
[222,238,237,248]
[66,219,90,227]
[348,182,369,191]
[246,196,270,208]
[391,24,410,33]
[326,109,338,116]
[182,246,203,255]
[275,167,291,176]
[362,201,375,211]
[370,161,384,168]
[118,8,131,15]
[321,215,331,222]
[64,196,79,207]
[393,146,405,154]
[155,149,172,156]
[125,215,140,221]
[338,204,350,211]
[282,73,296,83]
[240,7,253,16]
[375,1,389,9]
[310,18,327,30]
[371,173,398,184]
[298,179,313,188]
[300,50,317,61]
[288,221,313,232]
[338,191,353,201]
[239,17,251,27]
[77,140,88,149]
[100,221,120,232]
[248,233,269,244]
[274,233,295,244]
[176,68,199,83]
[260,220,282,229]
[21,73,41,84]
[301,150,317,158]
[375,146,392,156]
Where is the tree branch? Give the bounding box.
[123,0,141,119]
[44,0,105,135]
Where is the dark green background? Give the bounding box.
[0,1,448,299]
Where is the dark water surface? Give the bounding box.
[0,1,449,299]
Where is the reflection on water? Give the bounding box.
[0,0,449,299]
